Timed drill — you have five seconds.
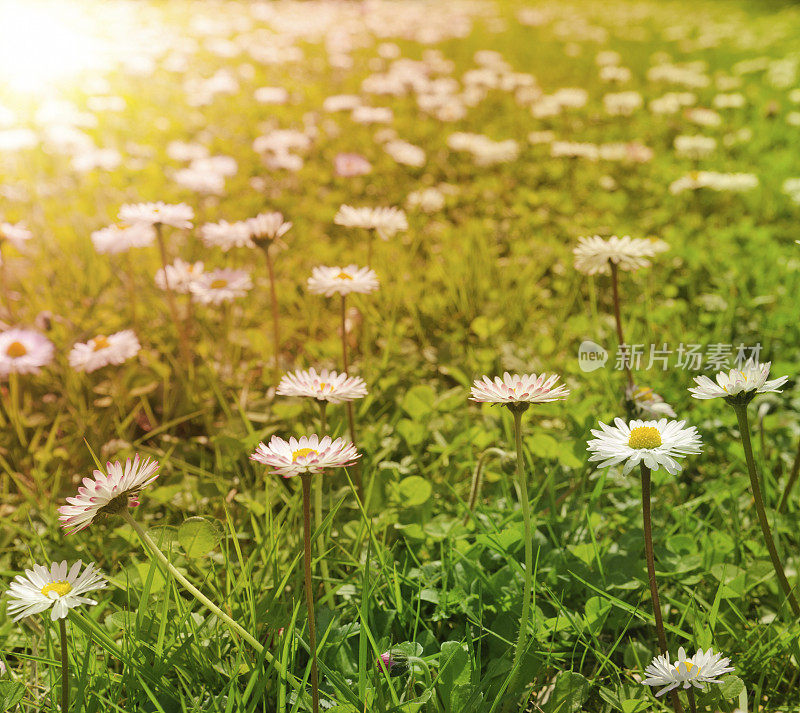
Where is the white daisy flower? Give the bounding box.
[200,220,254,251]
[470,372,570,410]
[307,265,379,297]
[189,268,252,305]
[118,202,194,230]
[247,211,292,248]
[627,385,677,418]
[91,223,155,254]
[689,360,789,405]
[0,328,54,376]
[573,235,665,275]
[277,367,368,404]
[155,259,204,294]
[587,418,702,475]
[68,330,141,374]
[6,560,106,621]
[58,454,160,534]
[334,205,408,240]
[250,434,360,478]
[0,222,33,251]
[643,647,734,697]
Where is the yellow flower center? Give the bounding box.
[627,426,662,449]
[633,387,654,401]
[337,272,353,280]
[676,661,699,674]
[210,279,228,289]
[91,335,111,351]
[6,341,27,358]
[292,447,318,462]
[41,581,72,598]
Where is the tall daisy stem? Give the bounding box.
[640,464,684,713]
[301,474,320,713]
[155,224,192,372]
[778,435,800,514]
[121,510,303,692]
[264,248,281,384]
[732,405,800,616]
[316,402,333,603]
[507,409,533,699]
[463,447,506,526]
[687,688,697,713]
[609,261,634,393]
[340,294,363,500]
[59,618,69,713]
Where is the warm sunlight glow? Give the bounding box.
[0,0,104,94]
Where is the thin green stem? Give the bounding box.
[609,261,634,404]
[155,223,192,371]
[301,474,320,713]
[120,509,302,692]
[265,248,281,384]
[778,434,800,513]
[340,294,363,501]
[507,409,532,700]
[463,447,506,526]
[687,688,697,713]
[59,618,69,713]
[317,401,333,603]
[640,464,684,713]
[733,405,800,616]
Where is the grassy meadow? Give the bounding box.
[1,0,800,711]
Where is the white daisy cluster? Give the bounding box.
[447,132,519,166]
[669,171,758,195]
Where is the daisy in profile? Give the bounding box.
[251,434,359,478]
[200,220,254,251]
[469,370,568,694]
[68,330,141,373]
[189,268,252,305]
[691,359,799,616]
[58,454,160,534]
[470,372,570,411]
[0,328,54,376]
[643,647,733,698]
[247,211,292,249]
[689,359,788,405]
[572,234,664,276]
[6,560,106,621]
[251,433,360,712]
[307,265,379,297]
[91,223,155,254]
[118,202,194,229]
[587,418,702,475]
[334,205,408,240]
[155,258,204,294]
[277,367,367,404]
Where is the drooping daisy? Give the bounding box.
[573,235,664,275]
[155,258,204,294]
[0,328,54,376]
[189,268,253,305]
[6,560,106,621]
[334,205,408,240]
[307,265,379,297]
[587,418,702,475]
[251,434,360,478]
[689,360,789,405]
[643,647,734,697]
[91,223,155,254]
[118,202,194,230]
[68,330,141,373]
[58,454,160,534]
[277,367,368,404]
[470,372,570,411]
